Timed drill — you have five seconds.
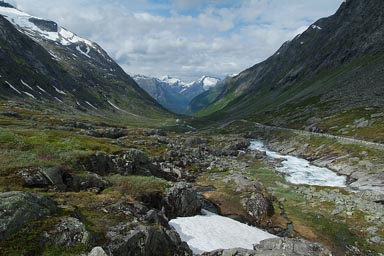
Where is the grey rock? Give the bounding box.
[226,140,251,151]
[142,209,169,228]
[81,172,111,192]
[123,149,150,165]
[0,191,57,240]
[201,248,260,256]
[245,193,274,225]
[43,217,89,247]
[88,247,108,256]
[18,168,51,188]
[185,136,208,146]
[105,223,192,256]
[254,238,332,256]
[163,182,202,219]
[41,167,68,191]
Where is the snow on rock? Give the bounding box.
[0,5,94,49]
[85,101,98,110]
[54,97,63,103]
[36,86,47,93]
[107,100,122,111]
[5,81,21,94]
[76,45,91,58]
[53,85,66,95]
[22,91,36,99]
[20,79,33,90]
[169,210,276,254]
[249,141,346,187]
[311,25,322,30]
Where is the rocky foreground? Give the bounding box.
[0,124,383,255]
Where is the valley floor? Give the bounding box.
[0,103,383,256]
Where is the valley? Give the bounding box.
[0,0,383,256]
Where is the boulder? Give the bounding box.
[43,217,89,247]
[0,191,57,240]
[245,193,274,225]
[80,172,111,192]
[226,140,251,151]
[254,238,332,256]
[18,168,51,188]
[142,209,170,228]
[201,238,332,256]
[40,167,68,191]
[80,152,118,176]
[201,248,260,256]
[88,246,108,256]
[123,149,150,165]
[105,223,192,256]
[185,136,208,146]
[163,182,202,219]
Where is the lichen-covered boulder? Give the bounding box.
[254,238,332,256]
[163,182,202,219]
[105,223,192,256]
[0,191,57,240]
[245,193,274,225]
[42,217,90,247]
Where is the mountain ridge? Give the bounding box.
[133,74,220,114]
[0,3,170,124]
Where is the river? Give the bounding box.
[249,140,346,187]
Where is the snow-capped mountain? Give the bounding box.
[133,75,221,114]
[0,2,166,120]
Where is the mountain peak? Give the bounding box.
[0,1,15,9]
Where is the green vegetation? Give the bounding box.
[108,175,170,197]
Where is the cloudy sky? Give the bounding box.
[9,0,343,81]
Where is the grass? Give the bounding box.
[108,175,170,197]
[0,127,121,169]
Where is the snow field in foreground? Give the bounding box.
[169,210,276,254]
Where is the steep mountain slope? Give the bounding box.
[0,3,170,124]
[133,75,220,114]
[198,0,384,141]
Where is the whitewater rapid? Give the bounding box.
[249,140,346,187]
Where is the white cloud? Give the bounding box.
[8,0,344,81]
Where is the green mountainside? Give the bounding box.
[196,0,384,142]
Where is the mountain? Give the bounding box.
[0,3,169,124]
[187,76,232,114]
[197,0,384,141]
[133,74,220,114]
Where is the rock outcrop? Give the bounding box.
[105,223,192,256]
[0,191,57,240]
[42,217,90,247]
[201,238,332,256]
[162,182,202,219]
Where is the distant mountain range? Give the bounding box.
[195,0,384,141]
[0,2,170,123]
[133,74,220,114]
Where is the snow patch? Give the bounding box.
[76,45,91,58]
[53,85,66,95]
[54,97,63,103]
[170,210,276,254]
[249,141,346,187]
[22,91,36,99]
[20,79,33,90]
[5,81,21,94]
[36,86,47,93]
[311,25,322,30]
[0,6,94,49]
[85,101,98,110]
[107,100,122,111]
